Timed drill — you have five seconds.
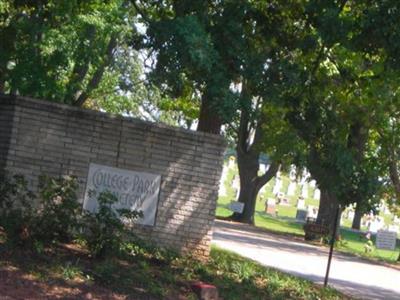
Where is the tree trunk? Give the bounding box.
[351,202,363,230]
[231,149,260,224]
[316,189,341,236]
[196,93,222,134]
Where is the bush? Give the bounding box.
[81,190,142,258]
[0,173,81,248]
[0,173,35,246]
[33,175,81,243]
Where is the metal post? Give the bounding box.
[324,205,340,287]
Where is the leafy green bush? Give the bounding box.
[81,190,143,258]
[0,174,81,248]
[0,173,35,246]
[34,175,81,243]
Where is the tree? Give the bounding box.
[134,0,244,134]
[0,0,139,107]
[281,0,400,233]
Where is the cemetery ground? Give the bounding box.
[0,232,349,300]
[217,166,400,264]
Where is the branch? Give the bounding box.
[74,35,118,107]
[131,0,151,24]
[256,161,279,190]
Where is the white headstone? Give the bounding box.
[289,165,297,181]
[313,188,321,200]
[228,156,235,169]
[83,163,161,226]
[376,230,397,250]
[309,180,316,188]
[297,198,306,209]
[218,165,228,196]
[301,183,308,198]
[369,218,385,233]
[232,175,240,190]
[259,163,266,173]
[307,206,318,219]
[347,210,355,221]
[273,178,282,195]
[287,182,297,196]
[388,225,399,233]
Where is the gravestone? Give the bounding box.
[289,165,297,181]
[265,198,276,215]
[301,183,308,198]
[273,178,282,195]
[229,201,244,214]
[228,156,236,169]
[309,179,316,188]
[369,218,385,233]
[218,165,228,196]
[307,205,318,220]
[287,182,297,196]
[296,209,308,221]
[389,225,399,233]
[313,188,321,200]
[376,230,397,250]
[297,198,305,209]
[347,210,355,221]
[259,163,266,173]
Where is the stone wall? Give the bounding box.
[0,95,225,258]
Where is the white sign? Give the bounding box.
[229,201,244,213]
[376,230,397,250]
[83,163,161,226]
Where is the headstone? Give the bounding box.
[313,188,321,200]
[289,165,297,181]
[376,230,397,250]
[265,198,276,215]
[347,210,355,221]
[301,183,308,198]
[273,178,282,195]
[229,201,244,213]
[309,179,316,188]
[83,163,161,226]
[297,198,305,209]
[287,182,297,196]
[218,165,228,196]
[369,217,385,233]
[389,225,399,233]
[228,156,236,169]
[259,163,266,173]
[307,206,318,219]
[296,209,308,221]
[232,175,240,190]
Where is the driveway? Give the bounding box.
[212,220,400,300]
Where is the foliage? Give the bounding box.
[0,174,82,247]
[0,173,35,246]
[81,190,143,258]
[34,175,81,244]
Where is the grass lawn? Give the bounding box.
[0,239,350,300]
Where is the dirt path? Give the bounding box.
[212,220,400,300]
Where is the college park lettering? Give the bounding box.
[91,169,159,208]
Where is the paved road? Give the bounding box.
[212,220,400,300]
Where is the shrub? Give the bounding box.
[81,190,142,258]
[34,175,81,243]
[0,173,35,246]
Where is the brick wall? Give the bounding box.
[0,95,225,258]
